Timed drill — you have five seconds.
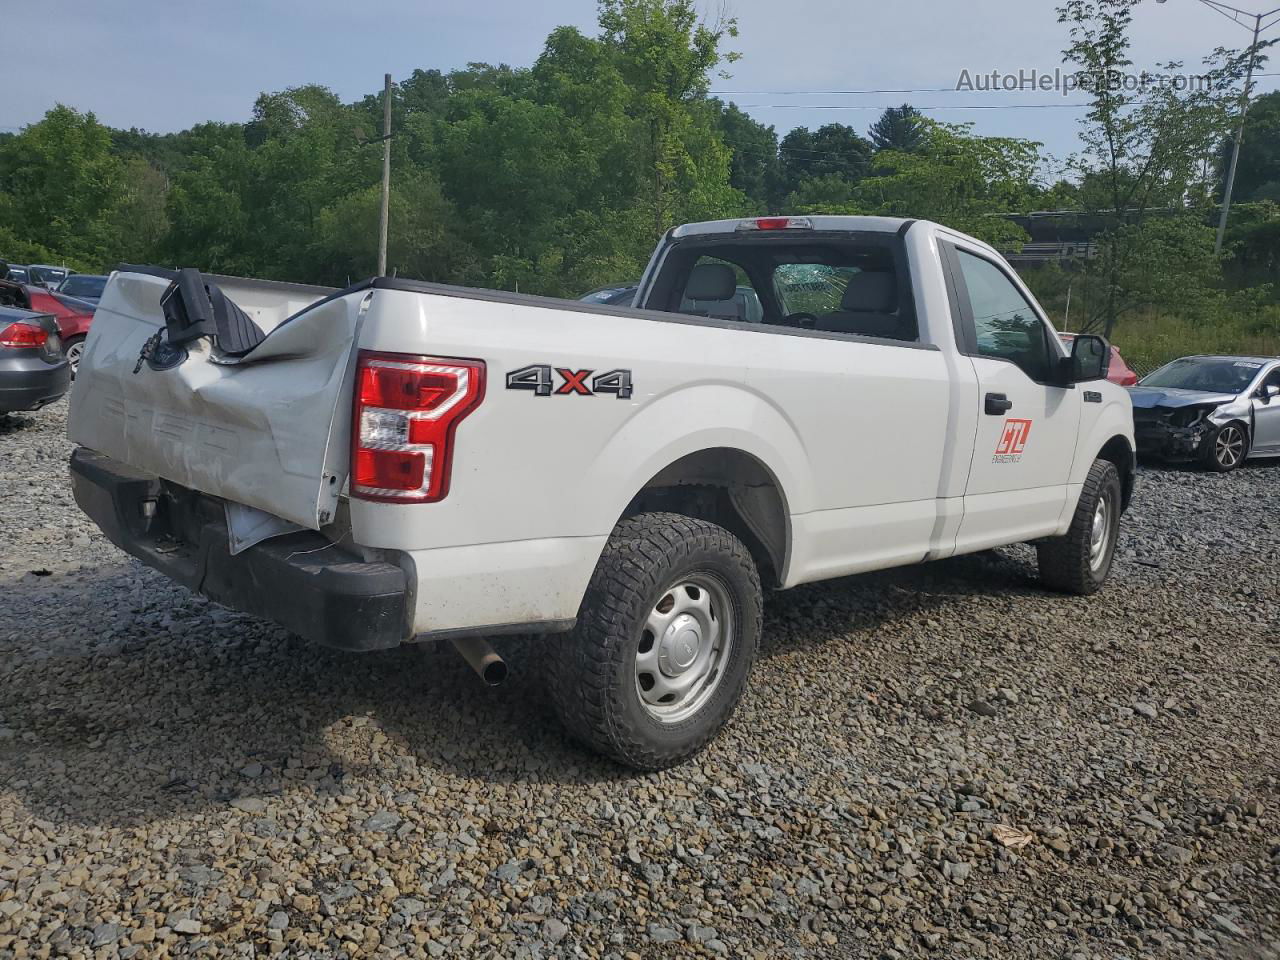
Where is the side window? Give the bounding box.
[954,249,1054,382]
[678,257,762,324]
[1264,366,1280,389]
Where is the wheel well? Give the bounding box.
[621,449,790,588]
[1097,435,1135,510]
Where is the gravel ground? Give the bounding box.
[1,399,1277,960]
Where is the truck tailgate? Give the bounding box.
[68,270,365,530]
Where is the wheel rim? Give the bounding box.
[635,574,733,724]
[1216,426,1244,468]
[1088,491,1114,573]
[66,340,83,373]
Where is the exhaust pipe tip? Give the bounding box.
[451,636,508,686]
[481,659,509,686]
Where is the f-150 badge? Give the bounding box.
[993,418,1032,463]
[507,364,633,398]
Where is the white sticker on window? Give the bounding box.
[1234,361,1262,368]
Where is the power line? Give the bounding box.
[734,103,1094,111]
[6,72,1278,136]
[713,86,959,97]
[713,73,1280,97]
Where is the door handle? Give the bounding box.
[984,392,1013,415]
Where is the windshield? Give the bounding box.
[60,276,106,298]
[29,267,67,285]
[1139,357,1262,394]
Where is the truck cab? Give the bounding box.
[631,216,1132,567]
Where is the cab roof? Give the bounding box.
[670,215,922,238]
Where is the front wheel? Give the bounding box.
[1202,422,1248,472]
[1037,459,1122,595]
[549,512,762,770]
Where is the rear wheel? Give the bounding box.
[548,512,761,770]
[64,336,85,377]
[1202,422,1247,472]
[1037,459,1121,595]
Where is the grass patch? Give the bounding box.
[1092,312,1280,377]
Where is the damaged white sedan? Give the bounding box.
[1130,356,1280,471]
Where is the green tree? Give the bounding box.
[1216,90,1280,202]
[1099,215,1226,319]
[777,124,872,200]
[0,105,123,266]
[846,121,1041,249]
[106,156,170,265]
[1058,0,1251,334]
[162,125,255,275]
[598,0,742,237]
[714,101,778,211]
[310,172,474,286]
[437,94,586,290]
[868,104,925,153]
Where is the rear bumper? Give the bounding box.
[69,448,409,651]
[0,355,71,412]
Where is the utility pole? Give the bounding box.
[1216,13,1263,254]
[1158,1,1280,254]
[377,73,392,277]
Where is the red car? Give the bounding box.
[1059,333,1139,387]
[0,280,95,374]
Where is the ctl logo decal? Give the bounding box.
[993,418,1033,463]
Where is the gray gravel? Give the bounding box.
[1,399,1278,959]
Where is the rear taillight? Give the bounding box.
[0,322,48,349]
[351,351,485,503]
[737,217,813,231]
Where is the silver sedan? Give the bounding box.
[1129,355,1280,471]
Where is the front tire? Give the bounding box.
[549,512,762,770]
[1037,459,1122,595]
[1202,422,1248,472]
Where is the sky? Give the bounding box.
[5,0,1277,170]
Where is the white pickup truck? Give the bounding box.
[68,216,1134,769]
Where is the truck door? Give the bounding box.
[940,241,1082,553]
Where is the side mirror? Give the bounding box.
[1260,383,1280,401]
[1066,334,1109,384]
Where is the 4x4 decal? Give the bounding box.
[507,364,633,399]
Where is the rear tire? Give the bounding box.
[64,336,85,378]
[1037,459,1121,595]
[1202,422,1248,472]
[548,512,761,770]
